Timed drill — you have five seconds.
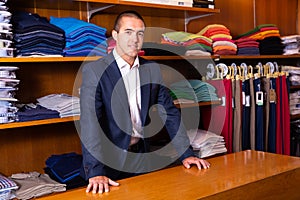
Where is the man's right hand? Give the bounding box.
[86,176,120,193]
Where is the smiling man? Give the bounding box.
[79,10,210,194]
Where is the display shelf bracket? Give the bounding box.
[87,2,115,22]
[184,11,214,32]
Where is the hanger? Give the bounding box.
[236,66,241,81]
[248,65,254,79]
[226,66,232,80]
[206,63,215,80]
[212,64,221,80]
[216,63,228,79]
[240,62,249,80]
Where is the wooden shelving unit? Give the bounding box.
[0,54,299,63]
[0,116,80,130]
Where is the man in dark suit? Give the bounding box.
[79,10,210,194]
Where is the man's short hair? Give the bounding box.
[113,10,145,32]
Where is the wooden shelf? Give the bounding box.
[174,100,222,108]
[0,116,79,130]
[1,54,300,63]
[0,56,101,63]
[0,100,221,129]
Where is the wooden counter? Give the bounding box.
[37,150,300,200]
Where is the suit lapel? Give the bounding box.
[103,54,130,116]
[139,61,151,126]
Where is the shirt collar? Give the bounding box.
[113,49,140,71]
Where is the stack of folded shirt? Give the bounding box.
[187,129,227,158]
[161,31,212,56]
[281,35,300,55]
[290,91,300,115]
[11,11,65,57]
[142,42,186,56]
[169,79,219,103]
[11,172,66,199]
[0,66,19,123]
[0,1,14,57]
[45,152,86,190]
[282,65,300,86]
[16,103,60,122]
[290,119,300,156]
[193,0,215,9]
[198,24,236,55]
[235,24,283,55]
[50,17,107,57]
[37,93,80,118]
[235,37,260,55]
[0,173,18,200]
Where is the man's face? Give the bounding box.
[113,16,145,62]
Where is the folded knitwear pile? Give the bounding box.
[198,24,237,55]
[235,24,283,55]
[10,172,66,199]
[12,11,65,57]
[161,31,212,56]
[169,79,219,103]
[50,17,107,57]
[45,152,87,190]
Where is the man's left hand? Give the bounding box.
[182,157,211,169]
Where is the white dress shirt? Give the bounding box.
[113,50,143,145]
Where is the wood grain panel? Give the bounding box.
[0,123,82,176]
[14,62,82,103]
[188,0,255,37]
[255,0,298,36]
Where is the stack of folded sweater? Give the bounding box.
[198,24,237,55]
[235,37,260,55]
[142,42,186,56]
[12,11,65,57]
[16,103,60,122]
[281,35,300,55]
[11,172,66,199]
[169,79,219,103]
[235,24,283,55]
[161,31,212,56]
[187,129,227,158]
[50,17,107,57]
[45,152,86,189]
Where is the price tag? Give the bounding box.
[269,89,276,103]
[256,91,263,106]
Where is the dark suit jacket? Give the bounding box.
[79,52,194,180]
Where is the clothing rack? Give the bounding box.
[201,61,290,155]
